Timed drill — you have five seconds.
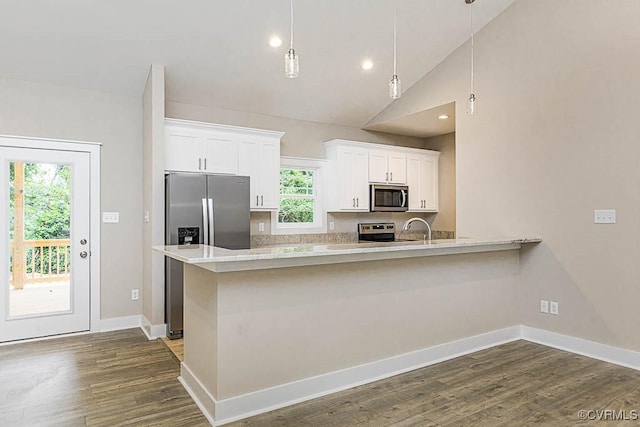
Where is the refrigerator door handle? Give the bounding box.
[202,198,209,245]
[208,198,214,247]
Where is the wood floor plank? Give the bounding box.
[4,332,640,427]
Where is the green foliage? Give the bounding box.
[10,162,71,240]
[278,168,315,223]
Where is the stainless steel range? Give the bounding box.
[358,222,396,242]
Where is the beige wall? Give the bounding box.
[424,132,456,232]
[370,0,640,351]
[142,65,166,327]
[0,77,143,319]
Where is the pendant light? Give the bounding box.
[285,0,299,78]
[466,0,476,115]
[389,9,401,99]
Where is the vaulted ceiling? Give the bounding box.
[0,0,515,128]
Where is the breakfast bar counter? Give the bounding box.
[154,237,540,425]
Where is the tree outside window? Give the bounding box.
[278,169,315,224]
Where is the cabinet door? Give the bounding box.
[202,132,238,175]
[352,150,370,210]
[406,156,423,211]
[387,152,407,184]
[337,149,357,209]
[421,155,439,211]
[238,139,260,208]
[164,127,202,172]
[258,140,280,210]
[368,150,388,183]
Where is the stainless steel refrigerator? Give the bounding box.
[165,173,250,339]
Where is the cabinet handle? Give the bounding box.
[204,158,207,170]
[356,198,359,207]
[256,195,259,206]
[353,198,355,207]
[386,172,388,181]
[199,158,202,170]
[261,195,264,206]
[390,172,393,181]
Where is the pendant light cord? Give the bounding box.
[470,3,474,94]
[290,0,294,50]
[393,8,397,76]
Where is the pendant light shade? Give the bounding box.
[466,0,476,115]
[389,9,401,99]
[285,0,299,78]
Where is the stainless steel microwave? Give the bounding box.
[370,184,408,212]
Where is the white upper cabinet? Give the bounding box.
[406,152,439,212]
[164,119,284,211]
[325,142,370,212]
[369,150,407,184]
[238,137,281,211]
[326,139,439,213]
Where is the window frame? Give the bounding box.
[271,157,326,235]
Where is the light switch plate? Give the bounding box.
[550,301,559,315]
[103,212,120,223]
[594,209,616,224]
[540,300,549,314]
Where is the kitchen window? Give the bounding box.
[272,157,326,234]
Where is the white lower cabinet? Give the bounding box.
[406,153,439,212]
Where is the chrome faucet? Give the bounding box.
[402,217,432,243]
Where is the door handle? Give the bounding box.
[202,198,209,245]
[80,239,87,245]
[208,198,214,247]
[80,251,88,258]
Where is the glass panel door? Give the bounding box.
[0,146,90,342]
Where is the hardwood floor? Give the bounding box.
[0,329,208,426]
[161,336,184,361]
[2,331,640,426]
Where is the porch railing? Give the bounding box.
[9,239,71,290]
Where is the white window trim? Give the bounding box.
[271,156,327,235]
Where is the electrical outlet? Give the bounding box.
[329,221,335,231]
[131,289,139,301]
[540,299,549,313]
[550,301,559,315]
[594,209,616,224]
[258,222,265,232]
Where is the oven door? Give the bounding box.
[370,185,408,212]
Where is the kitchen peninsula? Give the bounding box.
[155,237,540,425]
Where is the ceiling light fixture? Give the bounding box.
[269,36,282,48]
[362,60,374,71]
[466,0,476,115]
[285,0,299,78]
[437,114,450,120]
[389,8,401,99]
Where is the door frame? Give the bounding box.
[0,134,101,332]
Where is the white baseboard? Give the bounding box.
[179,363,217,426]
[521,326,640,371]
[184,326,521,426]
[93,314,141,332]
[141,316,166,340]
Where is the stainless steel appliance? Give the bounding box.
[370,184,408,212]
[358,222,396,242]
[165,173,250,339]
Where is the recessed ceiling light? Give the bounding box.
[437,114,450,120]
[269,36,282,48]
[361,60,374,71]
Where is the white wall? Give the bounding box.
[424,133,456,232]
[0,77,143,319]
[369,0,640,351]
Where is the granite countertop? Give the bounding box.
[154,237,541,273]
